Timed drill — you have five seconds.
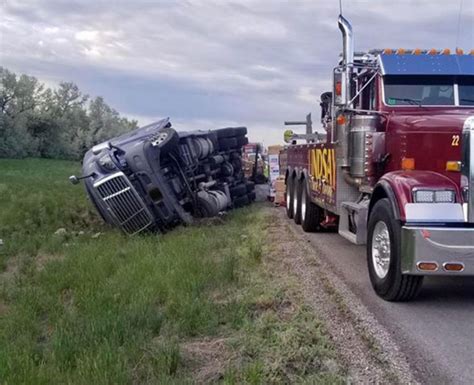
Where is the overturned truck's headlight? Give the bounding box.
[99,155,116,170]
[413,189,455,203]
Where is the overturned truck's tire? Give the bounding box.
[230,183,247,197]
[153,127,180,156]
[233,194,250,208]
[218,137,238,150]
[215,127,247,139]
[245,181,255,192]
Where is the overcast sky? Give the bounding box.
[1,0,473,145]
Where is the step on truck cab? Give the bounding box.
[284,15,474,301]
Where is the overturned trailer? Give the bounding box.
[71,119,255,234]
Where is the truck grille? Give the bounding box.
[93,172,153,235]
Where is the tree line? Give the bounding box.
[0,67,138,160]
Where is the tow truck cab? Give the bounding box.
[285,15,474,301]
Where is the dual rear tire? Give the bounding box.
[286,176,321,232]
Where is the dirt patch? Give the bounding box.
[1,256,19,281]
[181,337,234,384]
[36,253,64,271]
[262,206,418,384]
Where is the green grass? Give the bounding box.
[0,158,344,384]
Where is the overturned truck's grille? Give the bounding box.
[94,172,153,235]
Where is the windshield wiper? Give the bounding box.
[388,97,422,106]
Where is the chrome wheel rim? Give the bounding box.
[301,187,306,222]
[286,185,291,210]
[371,221,391,279]
[293,186,298,217]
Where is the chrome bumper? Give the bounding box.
[401,226,474,275]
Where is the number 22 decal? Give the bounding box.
[452,135,460,146]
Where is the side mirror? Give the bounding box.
[69,175,80,185]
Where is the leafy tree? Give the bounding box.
[0,67,138,160]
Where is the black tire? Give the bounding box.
[255,174,267,184]
[293,178,302,225]
[215,127,247,139]
[245,181,255,192]
[367,198,424,301]
[215,127,237,139]
[233,194,249,208]
[236,136,249,147]
[300,179,322,232]
[218,137,238,150]
[286,177,294,219]
[230,183,247,197]
[231,157,242,173]
[248,191,256,202]
[151,127,179,155]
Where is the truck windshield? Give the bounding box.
[384,76,454,106]
[459,77,474,106]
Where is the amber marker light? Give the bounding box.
[428,48,437,55]
[444,263,464,272]
[417,262,438,272]
[401,157,415,171]
[446,161,462,172]
[336,115,346,125]
[441,48,451,55]
[413,48,422,55]
[383,48,393,54]
[456,48,464,55]
[470,49,474,55]
[335,81,342,96]
[396,48,406,55]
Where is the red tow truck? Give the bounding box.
[284,15,474,301]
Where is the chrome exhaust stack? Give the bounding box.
[338,14,354,68]
[335,15,354,169]
[462,117,474,222]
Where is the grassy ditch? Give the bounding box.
[0,158,344,384]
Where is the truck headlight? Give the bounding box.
[99,155,116,170]
[413,189,455,203]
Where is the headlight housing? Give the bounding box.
[98,154,116,170]
[413,189,455,203]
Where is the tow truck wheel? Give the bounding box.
[367,198,424,302]
[300,179,321,232]
[293,179,302,224]
[285,177,294,219]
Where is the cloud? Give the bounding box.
[2,0,473,145]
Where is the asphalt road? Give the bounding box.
[285,215,474,385]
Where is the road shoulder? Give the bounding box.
[265,206,418,384]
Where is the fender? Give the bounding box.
[370,170,462,222]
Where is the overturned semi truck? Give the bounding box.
[71,118,255,235]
